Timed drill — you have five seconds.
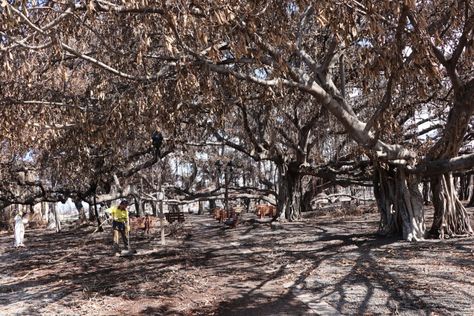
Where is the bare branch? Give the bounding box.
[449,13,474,65]
[61,43,175,81]
[409,153,474,176]
[6,3,175,81]
[296,6,314,50]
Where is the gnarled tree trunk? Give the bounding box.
[88,204,96,221]
[93,195,103,232]
[373,163,425,241]
[209,199,216,214]
[134,196,143,217]
[468,174,474,207]
[198,201,204,215]
[458,174,469,201]
[48,202,61,232]
[422,182,431,205]
[429,173,473,238]
[277,163,305,221]
[302,177,320,211]
[151,200,157,216]
[74,199,86,223]
[427,82,474,238]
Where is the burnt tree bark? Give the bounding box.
[198,201,205,215]
[302,177,320,212]
[93,194,103,232]
[422,182,431,205]
[427,81,474,238]
[88,204,96,221]
[133,196,144,217]
[209,199,216,212]
[373,162,425,241]
[430,173,472,238]
[74,199,86,223]
[458,174,469,200]
[151,201,157,216]
[277,162,306,221]
[468,174,474,207]
[53,203,61,233]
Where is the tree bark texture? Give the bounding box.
[88,205,96,222]
[134,197,142,217]
[468,175,474,207]
[373,163,425,241]
[198,201,204,215]
[93,195,103,232]
[429,173,473,238]
[209,199,216,213]
[422,182,431,205]
[458,175,468,200]
[426,84,474,238]
[50,203,61,233]
[277,163,305,221]
[75,200,86,223]
[151,200,157,216]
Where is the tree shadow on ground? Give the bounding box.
[0,225,192,313]
[1,211,473,315]
[195,214,474,315]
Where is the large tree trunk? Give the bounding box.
[93,195,103,232]
[42,204,48,224]
[429,177,473,238]
[74,199,86,223]
[468,174,474,207]
[47,203,56,229]
[373,163,425,241]
[422,182,431,205]
[426,82,474,238]
[134,197,142,217]
[302,177,319,212]
[209,199,216,212]
[151,200,157,216]
[277,163,305,221]
[243,197,250,213]
[47,203,61,232]
[88,204,96,222]
[141,201,147,215]
[458,174,469,200]
[198,201,204,215]
[429,173,473,238]
[54,204,61,233]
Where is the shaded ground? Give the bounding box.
[1,206,473,315]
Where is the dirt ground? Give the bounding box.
[1,206,473,316]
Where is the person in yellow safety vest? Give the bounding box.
[106,200,130,253]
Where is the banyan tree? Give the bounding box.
[1,0,473,240]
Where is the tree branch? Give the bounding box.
[409,153,474,176]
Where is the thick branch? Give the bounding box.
[409,153,474,176]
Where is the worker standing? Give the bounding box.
[106,200,130,254]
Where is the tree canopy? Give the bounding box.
[1,0,473,240]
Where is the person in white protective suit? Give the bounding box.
[14,210,28,248]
